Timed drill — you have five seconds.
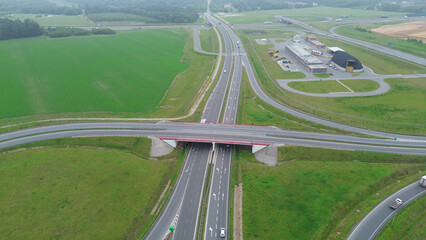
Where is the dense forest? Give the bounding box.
[0,18,43,40]
[68,0,206,23]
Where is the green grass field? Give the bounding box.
[340,79,380,92]
[335,25,426,58]
[313,73,330,78]
[288,79,380,93]
[288,80,349,93]
[0,29,190,120]
[236,146,425,240]
[377,196,426,240]
[237,70,348,134]
[289,15,327,22]
[0,147,173,239]
[316,36,425,74]
[219,7,404,24]
[10,14,94,27]
[153,30,216,117]
[285,78,426,134]
[199,27,219,53]
[88,13,155,23]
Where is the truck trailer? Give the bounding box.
[420,175,426,187]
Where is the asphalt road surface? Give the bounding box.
[347,182,425,240]
[145,9,238,239]
[204,12,244,240]
[144,143,210,240]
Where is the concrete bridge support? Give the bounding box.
[149,137,175,157]
[254,145,278,166]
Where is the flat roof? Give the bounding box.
[310,40,325,46]
[287,44,311,57]
[308,64,327,69]
[328,47,345,52]
[304,56,323,65]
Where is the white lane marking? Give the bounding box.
[397,138,426,143]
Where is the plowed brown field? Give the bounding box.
[371,21,426,41]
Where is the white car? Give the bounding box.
[224,69,227,73]
[220,228,226,238]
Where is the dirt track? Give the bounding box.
[371,21,426,41]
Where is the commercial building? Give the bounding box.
[304,35,325,49]
[309,40,326,49]
[285,45,328,73]
[304,35,316,42]
[331,50,363,72]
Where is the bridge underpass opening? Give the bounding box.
[157,137,271,153]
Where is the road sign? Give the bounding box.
[169,226,174,232]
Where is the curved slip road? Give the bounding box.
[278,76,391,97]
[347,182,425,240]
[193,27,221,56]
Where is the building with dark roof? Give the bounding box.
[331,51,363,72]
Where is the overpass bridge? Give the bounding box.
[158,136,271,153]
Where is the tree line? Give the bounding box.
[0,0,81,15]
[68,0,203,23]
[45,27,116,38]
[0,18,43,40]
[0,18,115,41]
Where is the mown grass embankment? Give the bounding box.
[234,146,425,240]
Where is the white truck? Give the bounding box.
[419,175,426,187]
[389,198,403,210]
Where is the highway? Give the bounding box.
[1,122,425,150]
[145,4,238,239]
[347,182,425,240]
[204,11,244,239]
[144,143,210,240]
[1,9,425,240]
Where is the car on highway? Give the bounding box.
[389,198,403,209]
[224,69,227,73]
[220,227,226,238]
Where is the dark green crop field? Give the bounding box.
[0,29,189,119]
